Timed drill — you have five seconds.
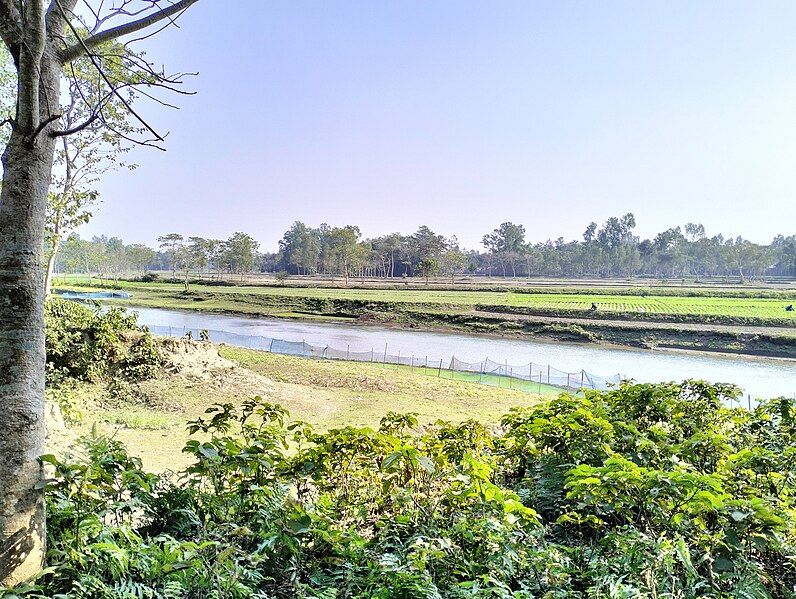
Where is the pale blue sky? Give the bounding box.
[83,1,796,251]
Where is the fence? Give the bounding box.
[147,325,623,393]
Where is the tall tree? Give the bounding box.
[439,247,466,284]
[328,226,361,285]
[417,256,439,285]
[187,236,214,278]
[157,233,185,276]
[221,232,260,276]
[0,0,200,585]
[482,222,525,277]
[279,221,320,275]
[127,243,156,276]
[43,38,139,295]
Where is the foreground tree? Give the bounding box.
[0,0,200,585]
[43,38,140,296]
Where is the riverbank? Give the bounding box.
[60,344,545,473]
[67,281,796,359]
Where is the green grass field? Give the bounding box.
[374,362,563,395]
[57,275,796,322]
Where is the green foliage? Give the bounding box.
[45,378,84,424]
[45,298,163,383]
[4,382,796,597]
[44,298,164,422]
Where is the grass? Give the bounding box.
[56,276,796,322]
[223,349,563,397]
[63,348,546,473]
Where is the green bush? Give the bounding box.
[4,382,796,598]
[45,379,84,424]
[45,298,163,383]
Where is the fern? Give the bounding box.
[111,580,158,599]
[161,580,185,599]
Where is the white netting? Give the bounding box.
[146,326,622,391]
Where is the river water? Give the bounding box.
[129,306,796,400]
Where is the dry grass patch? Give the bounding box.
[51,345,545,473]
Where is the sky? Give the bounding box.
[81,0,796,252]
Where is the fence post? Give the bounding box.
[268,338,274,352]
[748,394,752,410]
[547,365,550,384]
[509,366,513,389]
[538,371,542,394]
[384,342,388,366]
[371,348,374,362]
[581,371,585,388]
[425,355,428,373]
[346,344,350,361]
[438,359,442,377]
[567,373,571,389]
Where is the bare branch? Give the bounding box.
[55,1,165,142]
[50,111,99,137]
[32,113,63,138]
[59,0,200,64]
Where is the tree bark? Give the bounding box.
[0,0,201,585]
[0,48,59,585]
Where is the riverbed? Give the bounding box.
[129,306,795,400]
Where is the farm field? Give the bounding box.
[58,276,796,322]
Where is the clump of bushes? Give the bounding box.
[44,298,164,418]
[5,381,796,597]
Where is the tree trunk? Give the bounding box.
[43,239,59,296]
[0,49,59,585]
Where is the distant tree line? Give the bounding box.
[269,215,795,281]
[56,214,796,282]
[56,232,260,289]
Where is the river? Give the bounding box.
[129,306,796,400]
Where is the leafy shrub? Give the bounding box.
[45,379,84,424]
[45,298,163,383]
[4,382,796,597]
